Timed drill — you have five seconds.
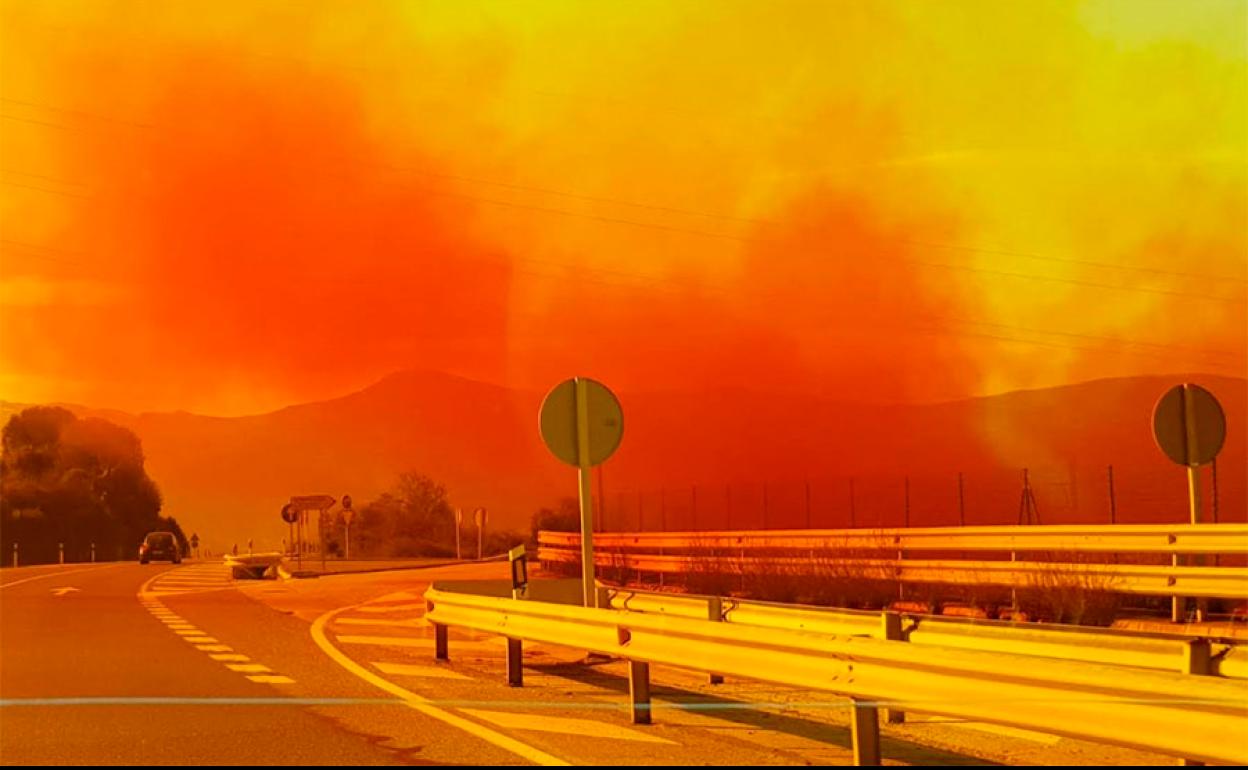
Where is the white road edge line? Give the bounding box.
[310,603,569,766]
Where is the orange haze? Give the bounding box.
[3,2,1245,438]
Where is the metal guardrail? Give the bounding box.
[539,548,1248,599]
[602,586,1248,680]
[540,523,1248,554]
[538,523,1248,600]
[424,582,1248,765]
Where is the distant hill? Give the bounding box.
[3,371,1243,552]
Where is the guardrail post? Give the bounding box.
[506,638,523,687]
[1182,638,1211,676]
[58,542,64,564]
[434,623,449,661]
[708,596,724,685]
[629,660,651,724]
[11,542,16,568]
[1178,639,1211,766]
[850,700,882,766]
[879,612,905,724]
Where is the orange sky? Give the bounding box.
[2,0,1245,416]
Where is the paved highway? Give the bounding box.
[1,560,1168,765]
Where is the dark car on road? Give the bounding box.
[139,531,181,564]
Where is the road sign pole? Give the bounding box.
[1182,385,1206,622]
[576,377,597,608]
[345,522,350,560]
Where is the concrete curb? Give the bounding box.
[275,555,506,580]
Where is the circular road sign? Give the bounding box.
[1152,384,1226,466]
[539,378,623,467]
[342,495,353,511]
[281,503,298,524]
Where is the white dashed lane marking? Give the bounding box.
[139,585,296,685]
[145,563,234,596]
[458,709,677,745]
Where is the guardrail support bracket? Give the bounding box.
[434,623,448,661]
[629,660,651,724]
[851,700,882,766]
[507,638,523,687]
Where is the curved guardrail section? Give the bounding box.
[424,582,1248,766]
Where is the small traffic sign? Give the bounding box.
[190,533,199,547]
[1153,384,1226,466]
[539,378,623,467]
[342,495,353,511]
[473,507,486,527]
[281,504,298,524]
[290,495,337,511]
[341,508,356,526]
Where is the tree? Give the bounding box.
[353,472,456,557]
[530,498,581,544]
[1,408,168,564]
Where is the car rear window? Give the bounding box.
[145,533,174,544]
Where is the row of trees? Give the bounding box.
[1,407,187,564]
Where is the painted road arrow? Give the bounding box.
[50,587,80,597]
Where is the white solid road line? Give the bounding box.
[311,604,570,766]
[335,635,430,648]
[371,662,472,680]
[0,564,123,589]
[354,603,425,613]
[334,617,425,628]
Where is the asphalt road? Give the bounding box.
[0,560,1167,765]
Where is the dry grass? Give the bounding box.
[1014,551,1123,626]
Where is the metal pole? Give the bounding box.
[904,476,910,528]
[957,471,965,526]
[345,522,351,560]
[1107,465,1117,525]
[1181,384,1205,623]
[805,478,812,529]
[575,378,597,608]
[597,465,606,533]
[849,477,856,528]
[1212,457,1220,523]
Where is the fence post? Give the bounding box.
[957,471,965,527]
[805,478,812,529]
[850,700,882,766]
[1107,465,1117,524]
[850,477,857,528]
